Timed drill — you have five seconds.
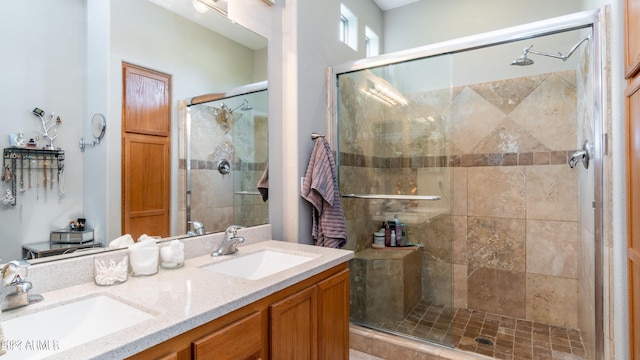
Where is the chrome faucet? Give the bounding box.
[2,260,43,311]
[211,225,246,256]
[187,221,206,236]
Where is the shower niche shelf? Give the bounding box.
[2,147,65,206]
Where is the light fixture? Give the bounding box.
[193,0,228,17]
[192,0,209,13]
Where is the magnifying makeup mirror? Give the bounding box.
[79,113,106,152]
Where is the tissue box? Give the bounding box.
[50,229,94,244]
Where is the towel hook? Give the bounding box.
[311,133,325,140]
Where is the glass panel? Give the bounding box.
[187,89,268,233]
[337,26,597,358]
[338,53,455,347]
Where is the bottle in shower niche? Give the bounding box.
[384,223,391,247]
[400,223,408,246]
[390,229,397,247]
[373,229,385,249]
[394,215,402,245]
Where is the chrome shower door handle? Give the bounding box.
[569,139,593,169]
[569,150,586,168]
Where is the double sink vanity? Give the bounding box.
[0,225,353,359]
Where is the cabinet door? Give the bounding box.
[192,311,263,360]
[317,269,350,360]
[270,285,318,360]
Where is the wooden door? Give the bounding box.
[122,63,171,239]
[269,285,318,360]
[317,268,350,360]
[627,75,640,360]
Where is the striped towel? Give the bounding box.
[301,138,348,248]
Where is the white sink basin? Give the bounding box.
[1,295,154,359]
[201,249,314,280]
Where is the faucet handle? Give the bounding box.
[224,225,246,237]
[2,260,30,286]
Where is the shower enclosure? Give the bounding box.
[180,81,268,234]
[331,10,602,360]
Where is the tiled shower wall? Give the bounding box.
[340,70,583,329]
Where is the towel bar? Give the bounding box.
[234,191,261,196]
[341,194,442,201]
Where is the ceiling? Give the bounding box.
[372,0,420,11]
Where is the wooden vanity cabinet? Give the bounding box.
[127,264,349,360]
[192,311,263,360]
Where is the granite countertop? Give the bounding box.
[0,239,353,360]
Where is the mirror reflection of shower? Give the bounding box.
[510,35,589,66]
[183,81,268,235]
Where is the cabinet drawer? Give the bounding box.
[192,311,262,360]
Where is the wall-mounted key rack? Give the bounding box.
[2,148,65,206]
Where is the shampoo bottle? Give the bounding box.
[394,215,402,245]
[384,223,391,247]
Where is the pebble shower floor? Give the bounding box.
[371,300,588,360]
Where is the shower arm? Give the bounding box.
[524,36,590,61]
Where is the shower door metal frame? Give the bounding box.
[328,8,605,360]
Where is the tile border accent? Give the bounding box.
[340,151,577,169]
[178,158,267,171]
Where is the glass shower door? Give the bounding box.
[338,54,456,347]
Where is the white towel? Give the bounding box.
[301,138,347,248]
[108,234,135,249]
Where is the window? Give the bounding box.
[340,14,349,44]
[365,26,379,57]
[340,4,357,50]
[365,36,370,56]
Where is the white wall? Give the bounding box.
[0,0,85,261]
[383,0,585,53]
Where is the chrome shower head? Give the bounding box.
[511,45,534,66]
[511,55,534,66]
[240,100,253,111]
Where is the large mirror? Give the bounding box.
[0,0,267,262]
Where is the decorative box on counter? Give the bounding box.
[50,229,94,244]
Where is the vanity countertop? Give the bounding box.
[0,239,353,360]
